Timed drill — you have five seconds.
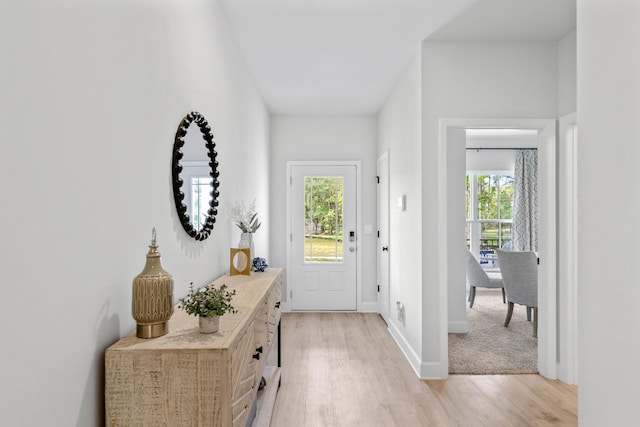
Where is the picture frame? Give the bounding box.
[230,248,251,276]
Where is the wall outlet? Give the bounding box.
[396,301,405,322]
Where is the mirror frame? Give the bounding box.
[172,111,220,241]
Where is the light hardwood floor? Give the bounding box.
[270,312,577,427]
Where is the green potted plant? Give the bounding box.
[178,283,238,333]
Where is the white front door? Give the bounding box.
[377,152,390,322]
[289,164,357,310]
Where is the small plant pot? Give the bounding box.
[199,316,219,334]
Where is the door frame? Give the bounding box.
[377,151,390,321]
[439,118,558,379]
[558,112,578,385]
[285,160,363,311]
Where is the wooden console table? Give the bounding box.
[105,268,282,427]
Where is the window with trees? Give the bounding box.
[466,172,514,266]
[304,177,344,262]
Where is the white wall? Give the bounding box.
[578,1,640,424]
[269,116,378,308]
[465,132,539,171]
[377,54,423,370]
[420,40,558,377]
[0,1,269,425]
[466,149,516,171]
[558,30,577,117]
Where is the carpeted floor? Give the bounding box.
[448,288,538,374]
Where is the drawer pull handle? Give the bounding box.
[256,346,263,353]
[253,352,261,360]
[275,302,281,308]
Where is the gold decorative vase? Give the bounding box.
[132,228,174,338]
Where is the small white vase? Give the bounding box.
[238,232,255,265]
[199,316,219,334]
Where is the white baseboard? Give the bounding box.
[387,320,448,379]
[419,361,447,379]
[387,321,421,377]
[448,320,469,333]
[277,302,378,313]
[359,301,378,312]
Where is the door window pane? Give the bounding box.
[304,177,343,262]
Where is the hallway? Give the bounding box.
[271,312,577,426]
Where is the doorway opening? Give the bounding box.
[439,118,558,379]
[450,129,540,374]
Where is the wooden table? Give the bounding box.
[105,268,282,427]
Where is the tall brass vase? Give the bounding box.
[132,230,174,338]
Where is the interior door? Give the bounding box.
[289,164,357,310]
[377,152,390,322]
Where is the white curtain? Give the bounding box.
[512,149,538,251]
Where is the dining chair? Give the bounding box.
[465,249,505,308]
[495,249,538,338]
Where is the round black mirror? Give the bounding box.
[172,112,220,241]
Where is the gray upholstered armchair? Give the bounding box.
[495,249,538,338]
[465,249,505,308]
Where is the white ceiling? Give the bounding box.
[220,0,576,115]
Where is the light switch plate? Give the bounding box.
[397,194,406,211]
